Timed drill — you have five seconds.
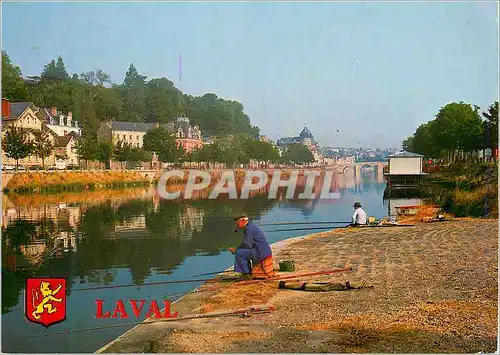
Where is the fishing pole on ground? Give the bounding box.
[198,267,353,292]
[71,267,352,293]
[14,306,277,341]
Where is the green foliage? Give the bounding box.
[403,101,491,162]
[243,137,280,162]
[2,51,28,101]
[281,143,315,164]
[1,126,34,168]
[41,55,69,81]
[142,127,180,163]
[129,147,152,164]
[75,136,98,164]
[97,140,114,167]
[482,101,498,150]
[4,52,260,141]
[113,141,132,164]
[33,130,54,168]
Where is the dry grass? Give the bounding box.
[200,282,279,313]
[396,204,452,224]
[5,170,149,192]
[163,329,271,353]
[298,300,497,337]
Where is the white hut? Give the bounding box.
[384,151,426,187]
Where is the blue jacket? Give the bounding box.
[238,222,272,259]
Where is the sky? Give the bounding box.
[1,1,498,149]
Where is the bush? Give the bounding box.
[447,186,497,217]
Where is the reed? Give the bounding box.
[4,171,150,194]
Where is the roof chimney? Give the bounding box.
[51,107,57,116]
[2,99,10,119]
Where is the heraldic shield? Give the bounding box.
[25,278,67,327]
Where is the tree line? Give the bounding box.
[402,101,498,162]
[2,51,259,138]
[1,51,316,168]
[2,119,315,170]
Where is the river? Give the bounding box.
[1,171,399,353]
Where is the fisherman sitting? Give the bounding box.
[228,214,273,280]
[351,202,367,226]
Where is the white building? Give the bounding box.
[40,107,82,136]
[385,151,426,187]
[387,151,423,175]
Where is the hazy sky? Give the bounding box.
[2,1,498,148]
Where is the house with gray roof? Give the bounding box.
[97,117,202,151]
[39,107,82,136]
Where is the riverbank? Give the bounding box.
[2,170,151,193]
[425,162,498,218]
[98,218,497,353]
[2,168,338,195]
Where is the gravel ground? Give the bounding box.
[101,218,498,353]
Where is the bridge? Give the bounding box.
[325,162,387,180]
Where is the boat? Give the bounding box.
[395,205,441,216]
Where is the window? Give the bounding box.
[136,135,139,141]
[64,131,67,135]
[129,135,132,140]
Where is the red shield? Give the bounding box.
[25,278,67,327]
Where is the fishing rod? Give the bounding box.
[264,226,349,233]
[256,221,351,226]
[15,306,276,341]
[71,276,221,292]
[198,267,353,292]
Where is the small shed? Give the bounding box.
[384,151,426,187]
[388,151,424,174]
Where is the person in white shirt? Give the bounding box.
[351,202,367,226]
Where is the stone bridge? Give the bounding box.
[325,162,387,180]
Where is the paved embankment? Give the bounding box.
[98,219,498,353]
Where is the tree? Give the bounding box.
[55,56,70,81]
[2,51,28,101]
[281,143,315,165]
[242,136,280,163]
[143,127,179,163]
[123,63,146,87]
[41,55,69,81]
[482,101,499,152]
[114,141,132,169]
[145,78,183,123]
[33,130,54,168]
[1,126,34,169]
[97,140,114,169]
[75,136,98,168]
[402,136,414,152]
[117,64,147,122]
[128,147,152,168]
[80,69,111,87]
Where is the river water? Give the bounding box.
[1,171,398,353]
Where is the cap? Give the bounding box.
[233,214,248,221]
[353,202,362,208]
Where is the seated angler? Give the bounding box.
[228,214,272,280]
[351,201,367,226]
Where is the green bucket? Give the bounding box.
[279,260,295,272]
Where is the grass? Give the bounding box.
[4,171,150,194]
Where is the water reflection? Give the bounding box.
[2,171,387,353]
